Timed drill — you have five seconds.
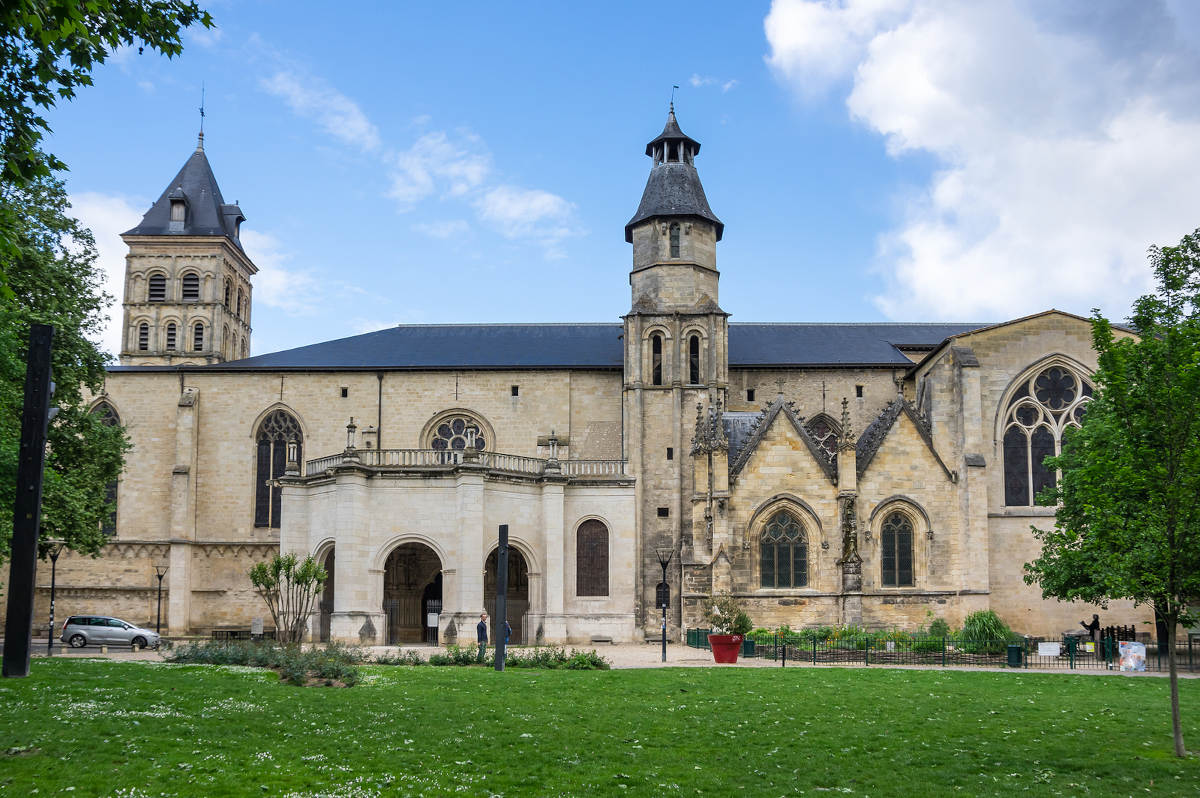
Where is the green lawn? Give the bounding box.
[0,660,1197,797]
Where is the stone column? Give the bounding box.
[445,464,486,642]
[539,469,568,642]
[167,386,199,634]
[328,461,383,644]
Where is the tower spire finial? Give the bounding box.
[197,82,206,151]
[670,84,679,113]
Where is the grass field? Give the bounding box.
[0,659,1197,797]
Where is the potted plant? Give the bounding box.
[704,592,753,664]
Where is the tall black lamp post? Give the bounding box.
[45,541,64,656]
[655,545,674,663]
[154,565,168,635]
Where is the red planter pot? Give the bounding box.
[708,634,743,664]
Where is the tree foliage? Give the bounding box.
[249,554,328,646]
[0,173,128,562]
[1024,228,1200,757]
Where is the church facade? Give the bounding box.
[11,110,1139,644]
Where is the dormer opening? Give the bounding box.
[169,199,185,222]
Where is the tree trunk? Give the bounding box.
[1167,622,1185,757]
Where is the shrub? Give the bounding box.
[375,649,426,666]
[960,610,1016,654]
[165,640,364,686]
[928,617,951,639]
[703,592,753,637]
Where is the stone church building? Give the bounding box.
[17,109,1139,644]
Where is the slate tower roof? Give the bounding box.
[123,132,246,249]
[625,105,723,242]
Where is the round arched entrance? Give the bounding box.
[317,548,335,642]
[383,543,442,644]
[484,547,529,645]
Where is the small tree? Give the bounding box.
[1025,228,1200,758]
[249,554,327,645]
[704,592,753,637]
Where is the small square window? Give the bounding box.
[747,389,756,402]
[666,447,673,460]
[511,385,519,397]
[657,507,670,518]
[855,385,864,398]
[340,387,348,398]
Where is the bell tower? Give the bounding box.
[118,132,256,365]
[623,105,728,639]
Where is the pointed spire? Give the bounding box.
[196,130,205,153]
[625,105,723,243]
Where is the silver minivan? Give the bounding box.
[60,615,160,649]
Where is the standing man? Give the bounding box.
[477,612,488,663]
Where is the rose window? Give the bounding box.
[430,416,486,451]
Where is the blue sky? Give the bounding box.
[47,1,1200,357]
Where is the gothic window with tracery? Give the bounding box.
[760,511,807,588]
[1002,365,1092,506]
[255,410,302,528]
[429,415,486,452]
[576,519,609,596]
[92,403,120,535]
[880,512,913,587]
[805,413,840,460]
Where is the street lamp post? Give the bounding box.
[655,545,674,664]
[154,565,168,635]
[45,541,63,656]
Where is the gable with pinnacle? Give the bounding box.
[727,397,838,484]
[855,397,955,482]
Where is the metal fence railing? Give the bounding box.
[685,629,1200,672]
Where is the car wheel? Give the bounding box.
[69,634,86,648]
[131,636,147,650]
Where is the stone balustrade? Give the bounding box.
[304,449,628,480]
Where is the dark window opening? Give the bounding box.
[224,280,231,309]
[656,507,669,518]
[666,447,673,460]
[576,519,609,596]
[688,334,700,384]
[192,322,204,352]
[760,511,807,588]
[747,389,755,402]
[255,410,303,528]
[147,274,166,302]
[881,512,914,587]
[182,273,200,302]
[651,334,663,386]
[855,384,864,398]
[511,385,519,397]
[165,323,177,351]
[137,323,149,351]
[340,387,348,398]
[669,222,681,258]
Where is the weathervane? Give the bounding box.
[670,84,679,109]
[200,82,206,134]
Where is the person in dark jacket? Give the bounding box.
[477,613,488,662]
[505,620,511,645]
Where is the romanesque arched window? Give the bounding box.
[92,402,120,535]
[651,333,663,386]
[192,322,205,352]
[147,274,166,302]
[165,322,177,351]
[254,410,303,528]
[688,334,700,384]
[137,323,149,351]
[181,272,200,302]
[576,519,609,596]
[428,414,487,452]
[1002,364,1092,506]
[880,512,913,587]
[669,222,681,258]
[760,511,807,588]
[224,279,231,309]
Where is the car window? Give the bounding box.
[88,618,106,626]
[107,619,126,628]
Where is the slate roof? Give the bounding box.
[108,322,988,373]
[123,135,245,249]
[626,109,723,242]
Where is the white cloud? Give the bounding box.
[765,0,1200,320]
[413,219,471,239]
[67,192,145,356]
[690,74,740,92]
[240,230,325,314]
[260,70,381,153]
[388,131,491,210]
[475,185,578,257]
